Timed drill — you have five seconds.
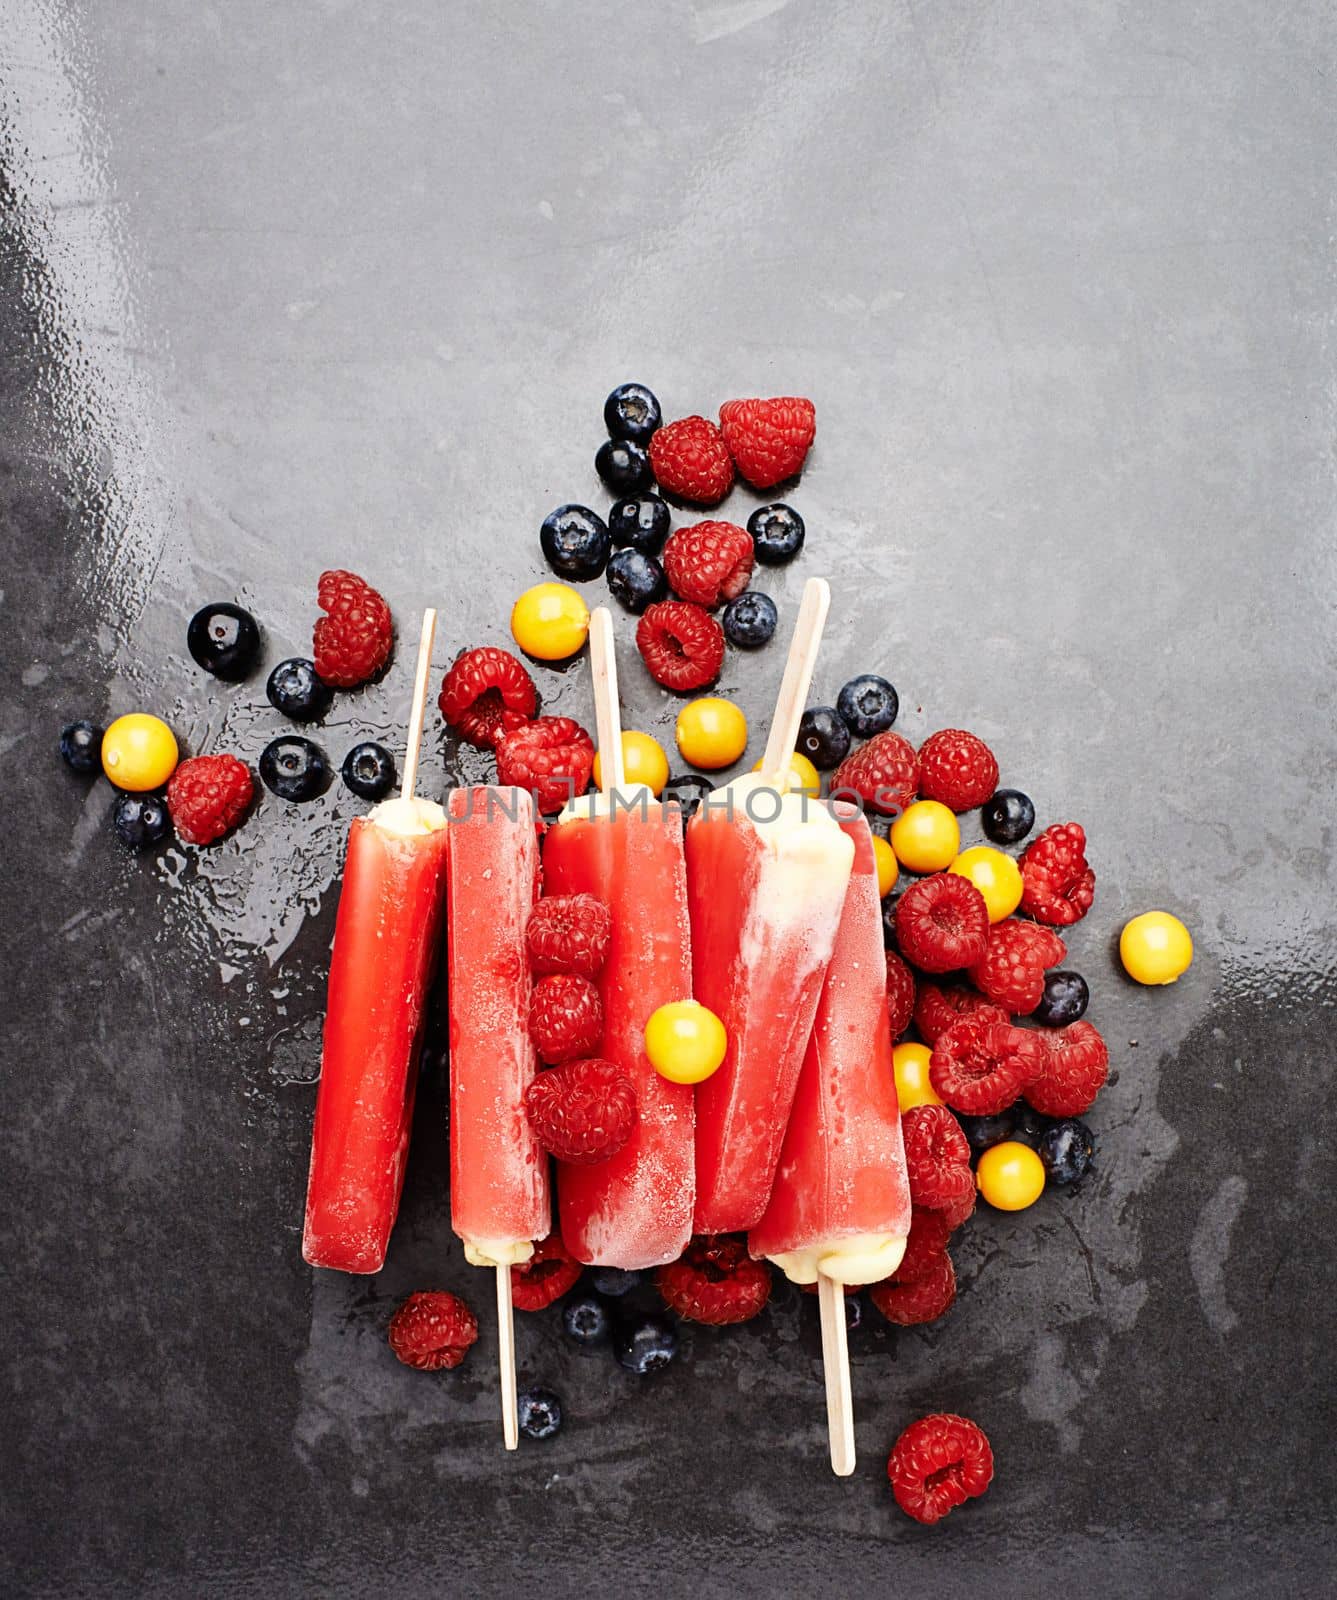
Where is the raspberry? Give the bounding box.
[525,894,612,978]
[312,569,393,687]
[495,716,595,814]
[916,729,999,813]
[894,874,990,974]
[1025,1020,1109,1117]
[656,1235,772,1325]
[649,415,734,506]
[387,1290,478,1371]
[510,1232,583,1311]
[1020,822,1095,926]
[887,1413,994,1525]
[717,397,816,488]
[884,950,917,1040]
[662,521,755,608]
[831,729,920,817]
[636,600,725,691]
[524,1057,636,1164]
[913,982,1007,1046]
[901,1105,974,1209]
[934,1181,977,1230]
[869,1252,957,1327]
[438,646,537,750]
[968,918,1068,1014]
[166,754,253,845]
[929,1015,1045,1115]
[896,1206,952,1285]
[527,973,603,1064]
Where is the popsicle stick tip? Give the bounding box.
[400,607,438,802]
[759,577,833,783]
[496,1263,519,1451]
[818,1271,856,1477]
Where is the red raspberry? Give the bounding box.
[913,982,1007,1047]
[387,1290,478,1371]
[648,415,734,506]
[916,729,1000,812]
[1020,822,1095,926]
[901,1105,973,1209]
[495,716,595,814]
[869,1252,957,1327]
[884,950,917,1040]
[968,918,1068,1014]
[929,1015,1045,1115]
[656,1234,772,1325]
[717,397,816,488]
[1025,1020,1109,1116]
[524,1057,636,1164]
[894,874,990,974]
[934,1181,977,1230]
[661,521,754,608]
[525,894,612,978]
[887,1413,994,1525]
[527,972,603,1064]
[312,569,393,687]
[510,1232,583,1311]
[896,1206,952,1285]
[830,729,920,816]
[636,600,725,691]
[438,646,537,750]
[166,754,253,845]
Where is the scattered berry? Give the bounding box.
[913,982,1007,1046]
[266,658,333,722]
[591,1267,642,1298]
[831,729,920,816]
[112,792,171,850]
[636,601,725,691]
[101,713,179,792]
[1020,822,1095,926]
[540,504,612,581]
[887,1414,994,1525]
[510,1232,583,1311]
[884,950,916,1039]
[259,736,331,803]
[657,1235,772,1325]
[718,396,816,488]
[341,741,396,800]
[312,569,392,688]
[721,590,778,649]
[510,582,591,661]
[526,893,612,978]
[606,548,668,614]
[495,716,595,813]
[664,773,714,820]
[613,1314,679,1375]
[956,1109,1018,1156]
[892,1041,943,1111]
[968,918,1068,1014]
[869,1251,957,1327]
[1033,969,1089,1026]
[644,999,728,1085]
[527,973,604,1065]
[517,1387,564,1440]
[982,787,1035,845]
[1039,1119,1095,1186]
[595,437,653,496]
[949,845,1023,923]
[609,492,671,555]
[976,1140,1046,1211]
[934,1182,978,1230]
[675,696,748,770]
[917,729,999,813]
[59,720,103,773]
[563,1294,610,1345]
[797,706,851,770]
[929,1015,1046,1116]
[896,1206,953,1284]
[662,520,754,609]
[604,382,662,445]
[1025,1020,1109,1117]
[894,873,990,974]
[900,1104,974,1210]
[166,753,254,844]
[524,1057,636,1164]
[387,1290,478,1372]
[1120,910,1193,985]
[593,729,670,796]
[890,800,960,875]
[1009,1103,1052,1149]
[648,415,734,506]
[438,646,538,750]
[746,503,806,566]
[837,674,898,738]
[873,834,899,898]
[186,602,260,680]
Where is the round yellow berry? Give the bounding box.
[949,845,1024,923]
[751,750,821,797]
[644,1000,727,1085]
[1120,911,1194,985]
[889,800,960,874]
[892,1041,942,1111]
[510,582,591,661]
[675,697,748,770]
[872,835,899,898]
[593,730,669,797]
[976,1141,1046,1211]
[100,713,179,792]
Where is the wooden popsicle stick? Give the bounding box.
[400,607,438,801]
[496,1263,519,1451]
[817,1271,856,1476]
[760,578,831,783]
[589,606,625,793]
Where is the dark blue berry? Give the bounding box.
[562,1295,610,1346]
[608,493,671,555]
[112,792,171,850]
[187,602,260,681]
[836,674,899,738]
[613,1314,678,1375]
[1039,1119,1095,1187]
[721,591,778,649]
[982,788,1035,846]
[664,773,714,822]
[797,706,851,770]
[1033,969,1089,1027]
[540,504,611,581]
[606,548,667,614]
[517,1387,563,1440]
[60,720,103,773]
[747,503,805,566]
[595,438,653,496]
[266,658,333,723]
[260,736,330,802]
[882,898,900,948]
[341,741,396,801]
[1011,1104,1051,1149]
[603,383,662,445]
[956,1109,1017,1156]
[591,1266,642,1298]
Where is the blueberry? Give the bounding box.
[60,720,104,773]
[341,741,396,801]
[112,792,171,850]
[517,1387,563,1441]
[982,788,1035,846]
[1010,1104,1051,1149]
[595,438,653,496]
[540,504,611,581]
[562,1295,610,1346]
[267,658,333,723]
[591,1266,642,1298]
[664,773,715,822]
[836,674,899,738]
[722,591,778,649]
[797,706,851,770]
[1033,969,1089,1027]
[1039,1119,1095,1187]
[259,736,330,802]
[613,1314,678,1375]
[844,1293,864,1334]
[606,549,667,614]
[747,503,805,566]
[187,602,260,681]
[881,898,900,949]
[956,1109,1017,1156]
[609,493,671,555]
[603,383,662,445]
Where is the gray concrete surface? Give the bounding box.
[3,1,1335,1595]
